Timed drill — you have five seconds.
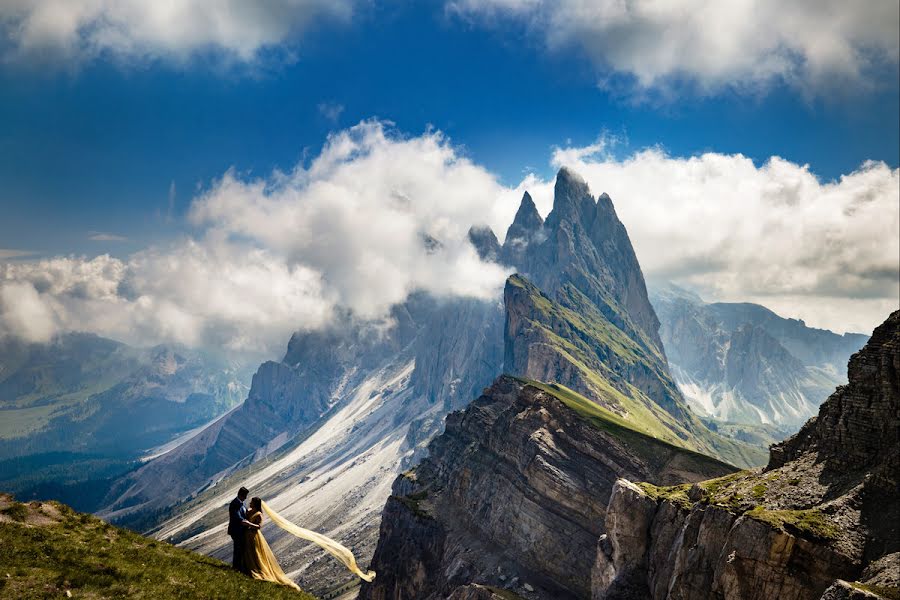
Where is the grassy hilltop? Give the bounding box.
[0,493,315,599]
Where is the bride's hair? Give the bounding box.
[249,497,262,511]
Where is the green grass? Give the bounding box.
[849,582,900,600]
[484,586,526,599]
[745,506,839,540]
[0,496,315,599]
[635,482,694,511]
[751,483,767,500]
[507,275,767,469]
[1,503,28,522]
[395,491,432,520]
[521,380,735,474]
[637,471,841,543]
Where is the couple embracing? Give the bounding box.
[227,485,376,591]
[228,486,302,590]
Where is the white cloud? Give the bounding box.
[533,139,899,334]
[0,121,514,354]
[0,249,35,259]
[1,122,895,352]
[88,232,127,241]
[448,0,900,96]
[318,102,345,122]
[0,0,354,65]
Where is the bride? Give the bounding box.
[244,497,303,590]
[243,496,375,590]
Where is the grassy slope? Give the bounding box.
[522,379,736,474]
[508,275,767,468]
[0,495,315,599]
[635,470,844,544]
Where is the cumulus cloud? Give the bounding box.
[0,0,354,65]
[448,0,900,96]
[1,121,895,352]
[0,121,514,354]
[527,139,899,334]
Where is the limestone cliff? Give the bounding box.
[594,311,899,600]
[504,275,766,468]
[360,376,735,600]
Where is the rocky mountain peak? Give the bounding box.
[769,310,899,472]
[496,167,665,360]
[547,166,594,228]
[467,225,501,262]
[504,191,543,241]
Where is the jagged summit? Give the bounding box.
[497,166,663,355]
[467,224,501,262]
[556,164,588,186]
[505,191,543,239]
[546,165,595,227]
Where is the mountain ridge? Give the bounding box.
[651,282,868,430]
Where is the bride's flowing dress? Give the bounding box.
[244,510,303,591]
[242,501,376,589]
[260,500,376,583]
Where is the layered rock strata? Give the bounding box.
[360,376,735,599]
[594,311,899,600]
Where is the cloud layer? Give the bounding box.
[527,140,899,334]
[449,0,900,96]
[0,0,353,65]
[0,121,514,353]
[1,122,896,353]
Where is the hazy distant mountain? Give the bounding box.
[0,333,250,510]
[650,282,868,430]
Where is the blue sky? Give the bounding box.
[2,2,897,257]
[0,1,897,348]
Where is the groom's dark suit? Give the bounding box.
[228,496,249,573]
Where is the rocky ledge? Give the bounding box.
[594,311,899,600]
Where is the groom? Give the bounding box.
[228,486,260,574]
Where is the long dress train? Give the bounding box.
[243,510,303,591]
[261,500,375,582]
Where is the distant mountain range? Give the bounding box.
[650,283,868,432]
[0,333,250,510]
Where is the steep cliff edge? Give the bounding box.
[360,376,736,600]
[594,310,899,600]
[505,275,766,468]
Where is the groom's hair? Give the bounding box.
[238,487,250,499]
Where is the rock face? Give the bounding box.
[503,168,661,354]
[360,376,735,600]
[503,275,764,468]
[594,311,900,600]
[651,283,868,429]
[103,294,504,595]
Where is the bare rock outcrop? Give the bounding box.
[360,376,735,600]
[594,311,900,600]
